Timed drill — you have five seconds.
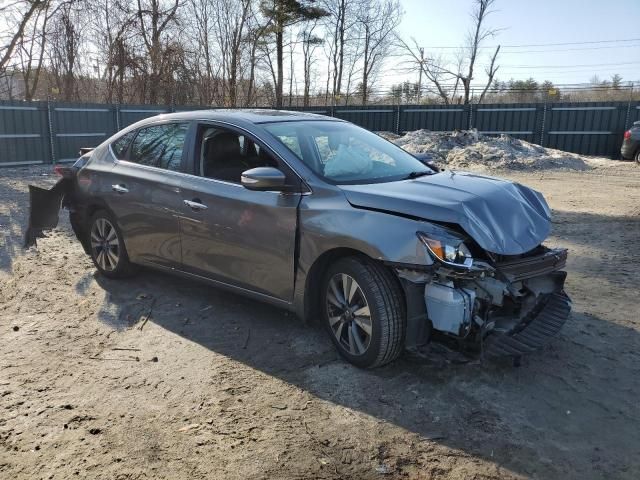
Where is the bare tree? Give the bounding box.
[211,0,254,106]
[47,1,82,100]
[90,0,138,103]
[320,0,358,98]
[357,0,401,104]
[477,44,499,104]
[395,37,452,104]
[135,0,180,104]
[0,0,47,74]
[300,21,322,106]
[185,0,220,105]
[456,0,500,104]
[15,1,51,100]
[396,0,500,105]
[244,21,268,106]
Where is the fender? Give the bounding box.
[292,191,436,320]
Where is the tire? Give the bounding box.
[87,209,135,278]
[635,150,640,164]
[321,256,406,368]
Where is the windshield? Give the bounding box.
[263,120,433,184]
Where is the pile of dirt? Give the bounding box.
[382,129,595,171]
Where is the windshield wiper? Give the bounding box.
[404,170,433,180]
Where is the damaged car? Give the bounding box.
[26,110,571,368]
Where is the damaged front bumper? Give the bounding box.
[397,247,572,359]
[483,290,571,357]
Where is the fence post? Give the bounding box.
[624,82,634,129]
[539,103,547,147]
[396,101,401,134]
[115,103,121,132]
[46,98,56,164]
[467,102,474,130]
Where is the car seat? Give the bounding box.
[202,132,248,182]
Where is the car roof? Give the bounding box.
[142,109,341,125]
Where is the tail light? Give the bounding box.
[624,130,631,140]
[53,164,76,179]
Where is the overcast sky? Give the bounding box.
[386,0,640,88]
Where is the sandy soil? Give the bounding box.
[1,161,639,480]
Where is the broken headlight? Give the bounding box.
[417,230,473,268]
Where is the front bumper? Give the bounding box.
[483,291,572,357]
[407,247,572,358]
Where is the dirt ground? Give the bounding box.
[1,161,639,480]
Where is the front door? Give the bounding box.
[178,124,301,302]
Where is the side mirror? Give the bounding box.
[413,152,442,172]
[241,167,287,191]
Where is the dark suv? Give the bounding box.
[621,121,640,162]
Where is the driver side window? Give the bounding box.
[197,125,278,183]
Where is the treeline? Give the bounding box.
[0,0,402,107]
[1,1,636,107]
[389,74,637,105]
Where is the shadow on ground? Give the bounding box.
[4,167,639,478]
[82,264,640,480]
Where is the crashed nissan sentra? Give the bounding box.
[26,110,571,368]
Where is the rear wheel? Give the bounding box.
[635,149,640,164]
[88,210,135,278]
[321,257,406,368]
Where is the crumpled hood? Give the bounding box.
[339,171,552,255]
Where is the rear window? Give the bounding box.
[111,131,136,160]
[128,123,189,170]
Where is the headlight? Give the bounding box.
[417,230,473,268]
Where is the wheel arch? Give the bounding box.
[296,246,406,325]
[80,201,124,254]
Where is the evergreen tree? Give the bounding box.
[260,0,328,107]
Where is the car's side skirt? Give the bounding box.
[138,260,294,311]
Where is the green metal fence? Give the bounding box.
[0,100,638,166]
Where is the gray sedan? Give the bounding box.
[27,110,571,368]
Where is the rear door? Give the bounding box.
[107,122,190,267]
[178,122,302,302]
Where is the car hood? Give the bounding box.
[339,171,552,255]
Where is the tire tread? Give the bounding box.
[327,256,406,368]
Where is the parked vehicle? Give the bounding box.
[621,121,640,162]
[26,110,571,368]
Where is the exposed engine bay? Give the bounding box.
[397,245,570,358]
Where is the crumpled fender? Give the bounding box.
[24,178,71,248]
[299,203,433,269]
[292,193,438,319]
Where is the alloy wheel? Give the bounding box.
[326,273,373,356]
[90,218,120,272]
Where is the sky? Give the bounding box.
[386,0,640,88]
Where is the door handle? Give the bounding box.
[111,184,129,194]
[184,199,208,210]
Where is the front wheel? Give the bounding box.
[88,210,135,278]
[321,257,406,368]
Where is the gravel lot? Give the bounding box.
[1,161,639,480]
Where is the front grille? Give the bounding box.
[495,248,568,281]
